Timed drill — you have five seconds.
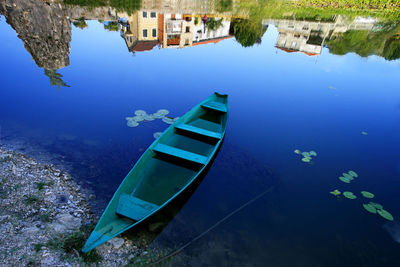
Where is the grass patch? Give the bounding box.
[39,212,52,223]
[25,194,40,204]
[35,181,52,191]
[46,224,102,264]
[34,243,45,252]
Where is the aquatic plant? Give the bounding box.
[134,110,147,116]
[343,173,353,180]
[361,131,368,135]
[127,120,139,127]
[301,157,311,162]
[162,117,175,125]
[361,191,374,198]
[378,209,394,221]
[330,189,341,196]
[363,203,377,214]
[153,132,162,139]
[294,149,301,154]
[309,151,317,156]
[301,152,311,157]
[348,170,358,177]
[339,176,351,183]
[370,202,383,210]
[343,191,356,199]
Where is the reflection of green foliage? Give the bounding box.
[73,17,88,29]
[194,17,199,25]
[231,18,267,47]
[217,0,233,12]
[206,18,223,31]
[64,0,141,15]
[103,21,119,31]
[326,23,400,60]
[382,34,400,60]
[44,69,70,90]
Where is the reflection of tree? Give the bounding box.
[104,21,119,31]
[206,18,223,31]
[326,23,400,60]
[73,17,88,29]
[64,0,141,15]
[44,69,70,90]
[231,18,267,47]
[217,0,233,12]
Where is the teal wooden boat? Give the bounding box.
[82,92,228,253]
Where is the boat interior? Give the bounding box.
[115,94,228,221]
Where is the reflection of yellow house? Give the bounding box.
[160,13,195,48]
[119,10,159,53]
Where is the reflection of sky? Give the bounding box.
[1,18,400,265]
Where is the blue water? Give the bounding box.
[1,7,400,266]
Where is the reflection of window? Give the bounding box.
[291,41,297,49]
[302,26,309,30]
[143,29,148,38]
[143,11,147,18]
[186,26,190,33]
[152,28,157,37]
[294,34,300,38]
[150,12,156,18]
[185,39,189,45]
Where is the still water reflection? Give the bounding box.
[1,0,400,265]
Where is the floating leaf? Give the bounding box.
[301,152,310,157]
[135,110,147,116]
[153,132,162,139]
[328,86,336,90]
[155,109,169,116]
[132,115,145,122]
[361,131,368,135]
[363,204,377,214]
[301,157,311,162]
[342,173,353,180]
[348,170,358,178]
[377,209,394,221]
[339,176,350,183]
[361,191,374,198]
[127,120,139,127]
[294,149,301,154]
[330,189,341,196]
[143,114,155,121]
[343,191,356,199]
[369,202,383,210]
[309,151,317,156]
[162,117,175,125]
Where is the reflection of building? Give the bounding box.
[119,11,234,52]
[265,16,377,56]
[120,10,159,53]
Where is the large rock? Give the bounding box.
[50,213,81,233]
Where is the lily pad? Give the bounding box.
[309,151,317,156]
[369,202,383,210]
[339,176,351,183]
[153,132,162,139]
[343,191,356,199]
[348,170,358,178]
[343,173,353,180]
[301,152,310,157]
[155,109,169,116]
[330,189,341,196]
[134,110,147,116]
[361,131,368,135]
[162,117,174,125]
[294,149,301,154]
[363,204,377,214]
[132,115,145,122]
[377,209,394,221]
[127,120,139,127]
[143,114,155,121]
[361,191,374,198]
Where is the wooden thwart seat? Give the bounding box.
[116,193,158,221]
[175,123,222,139]
[201,101,227,113]
[153,143,207,165]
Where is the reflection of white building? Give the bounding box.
[192,17,231,44]
[161,13,194,48]
[264,15,377,56]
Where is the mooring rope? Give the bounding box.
[147,186,274,266]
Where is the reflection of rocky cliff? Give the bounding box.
[0,0,71,70]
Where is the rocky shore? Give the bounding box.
[0,147,160,266]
